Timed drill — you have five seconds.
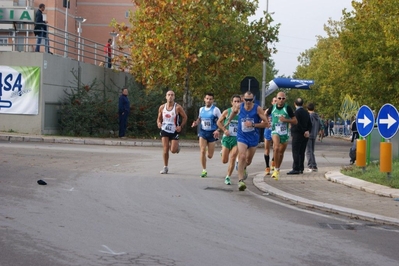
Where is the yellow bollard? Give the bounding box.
[356,139,366,167]
[380,142,392,173]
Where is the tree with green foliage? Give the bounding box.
[111,0,279,112]
[339,0,399,109]
[295,0,399,118]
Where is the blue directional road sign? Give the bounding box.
[377,103,399,139]
[356,105,374,137]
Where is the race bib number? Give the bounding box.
[241,118,254,133]
[201,118,212,130]
[162,122,176,133]
[275,122,287,135]
[228,122,238,136]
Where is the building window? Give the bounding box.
[0,38,8,45]
[125,11,129,19]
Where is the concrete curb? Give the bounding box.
[326,171,399,198]
[253,174,399,226]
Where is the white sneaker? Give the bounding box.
[160,166,168,174]
[305,168,313,173]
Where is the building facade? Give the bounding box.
[0,0,134,60]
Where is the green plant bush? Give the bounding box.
[57,74,229,138]
[341,159,399,188]
[57,78,177,138]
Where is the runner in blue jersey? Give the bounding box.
[191,93,222,178]
[227,91,269,191]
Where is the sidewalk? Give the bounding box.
[2,133,399,226]
[254,168,399,226]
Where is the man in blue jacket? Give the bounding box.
[118,88,130,138]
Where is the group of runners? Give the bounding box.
[156,90,297,191]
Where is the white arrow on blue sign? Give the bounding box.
[356,105,374,137]
[377,103,399,139]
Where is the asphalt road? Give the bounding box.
[1,139,399,266]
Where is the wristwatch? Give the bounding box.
[252,122,255,128]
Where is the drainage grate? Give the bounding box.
[204,187,234,192]
[319,223,363,230]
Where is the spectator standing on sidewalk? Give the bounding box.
[118,88,130,138]
[266,92,297,180]
[324,119,329,137]
[306,102,322,172]
[351,116,359,142]
[217,94,242,185]
[157,90,187,174]
[191,93,222,178]
[329,120,335,136]
[287,98,312,175]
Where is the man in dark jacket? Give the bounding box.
[34,3,48,52]
[306,103,321,172]
[288,98,312,174]
[118,88,130,138]
[351,117,359,142]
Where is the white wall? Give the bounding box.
[0,51,133,134]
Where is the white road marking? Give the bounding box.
[99,245,126,255]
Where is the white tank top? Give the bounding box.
[161,103,177,133]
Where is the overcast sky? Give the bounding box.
[254,0,354,78]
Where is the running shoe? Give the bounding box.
[200,170,207,178]
[243,168,248,180]
[271,170,279,180]
[224,176,231,185]
[265,167,271,175]
[160,166,168,174]
[238,180,246,191]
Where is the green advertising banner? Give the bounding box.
[0,8,34,23]
[0,66,40,115]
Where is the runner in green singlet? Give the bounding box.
[266,92,297,180]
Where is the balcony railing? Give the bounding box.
[0,23,129,69]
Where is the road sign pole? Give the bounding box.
[366,134,371,165]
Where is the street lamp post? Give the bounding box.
[75,17,86,61]
[64,3,69,57]
[261,0,269,109]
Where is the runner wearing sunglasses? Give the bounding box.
[226,91,269,191]
[265,91,297,180]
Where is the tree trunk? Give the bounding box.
[183,58,190,114]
